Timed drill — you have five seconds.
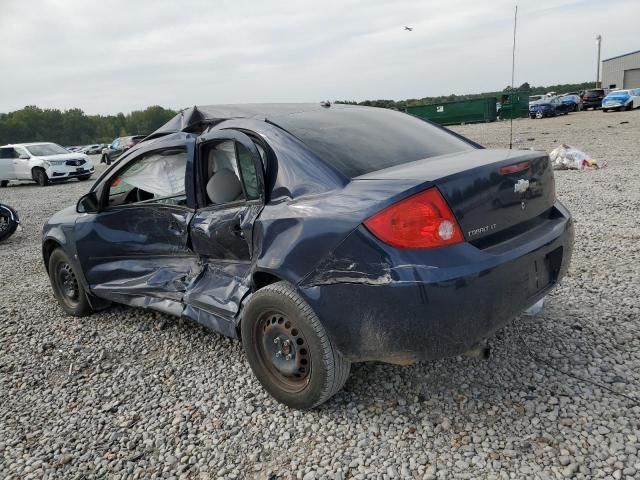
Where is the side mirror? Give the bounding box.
[76,192,99,213]
[19,154,30,160]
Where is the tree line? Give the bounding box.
[336,81,596,109]
[0,105,177,146]
[0,80,596,145]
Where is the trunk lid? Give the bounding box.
[356,149,556,243]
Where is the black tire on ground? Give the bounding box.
[0,204,19,241]
[79,175,92,181]
[602,109,608,113]
[627,102,634,111]
[48,248,93,316]
[0,180,8,188]
[32,168,49,186]
[241,281,351,409]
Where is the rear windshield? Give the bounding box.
[271,107,475,178]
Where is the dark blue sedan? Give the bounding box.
[529,96,570,118]
[42,104,574,408]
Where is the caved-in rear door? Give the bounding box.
[185,129,265,320]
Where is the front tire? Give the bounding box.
[0,180,8,188]
[241,281,351,409]
[33,168,49,186]
[48,249,93,316]
[78,175,92,181]
[627,102,634,111]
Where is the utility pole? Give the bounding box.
[596,35,602,88]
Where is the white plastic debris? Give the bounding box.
[523,298,545,316]
[549,144,606,170]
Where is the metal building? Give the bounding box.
[601,49,640,89]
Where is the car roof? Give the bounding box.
[148,103,356,139]
[608,90,630,94]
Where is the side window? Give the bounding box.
[0,148,13,160]
[107,148,188,207]
[14,147,28,158]
[111,139,119,149]
[203,140,261,206]
[236,143,260,200]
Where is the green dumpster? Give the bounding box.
[497,90,529,119]
[406,97,497,126]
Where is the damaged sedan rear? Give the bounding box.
[42,103,574,409]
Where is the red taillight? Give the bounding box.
[364,187,463,249]
[499,161,530,175]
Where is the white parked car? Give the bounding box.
[0,142,94,187]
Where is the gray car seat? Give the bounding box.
[206,168,243,204]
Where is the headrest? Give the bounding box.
[206,168,242,204]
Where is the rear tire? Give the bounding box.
[48,248,93,316]
[627,102,634,111]
[33,168,49,186]
[241,281,351,409]
[0,180,8,188]
[602,109,608,113]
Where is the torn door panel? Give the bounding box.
[183,261,252,318]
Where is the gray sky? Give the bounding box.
[1,0,637,114]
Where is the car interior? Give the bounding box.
[205,141,246,205]
[203,140,262,206]
[105,140,262,209]
[107,148,188,207]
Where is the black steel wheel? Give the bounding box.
[241,281,350,409]
[33,168,49,186]
[255,310,312,394]
[48,248,93,316]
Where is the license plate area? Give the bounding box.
[76,167,85,172]
[529,247,563,294]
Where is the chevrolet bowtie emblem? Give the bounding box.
[513,179,530,194]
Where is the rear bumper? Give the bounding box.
[582,100,601,108]
[299,202,574,364]
[602,102,626,110]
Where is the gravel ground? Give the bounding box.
[1,109,639,480]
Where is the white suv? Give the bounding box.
[0,143,94,187]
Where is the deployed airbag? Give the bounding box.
[122,150,187,197]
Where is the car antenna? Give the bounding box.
[509,5,518,150]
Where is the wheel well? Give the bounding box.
[31,166,45,179]
[252,271,283,291]
[42,239,61,272]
